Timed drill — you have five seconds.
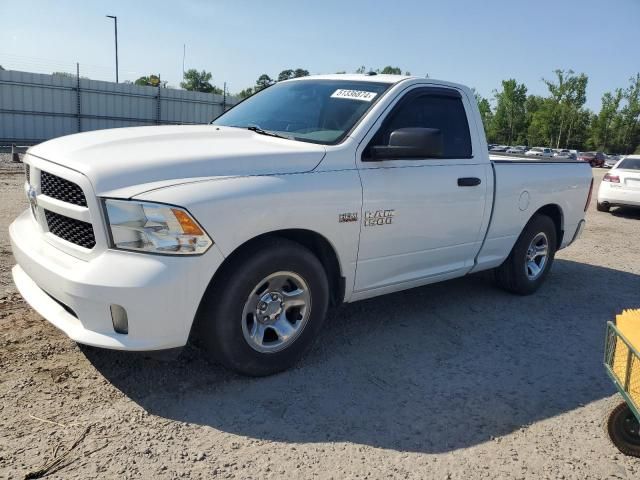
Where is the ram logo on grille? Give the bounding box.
[27,185,38,219]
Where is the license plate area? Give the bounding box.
[624,178,640,190]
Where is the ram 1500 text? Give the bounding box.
[10,74,593,375]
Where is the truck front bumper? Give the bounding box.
[10,209,224,351]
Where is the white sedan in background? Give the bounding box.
[597,155,640,212]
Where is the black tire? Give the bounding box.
[494,214,557,295]
[606,401,640,458]
[597,202,610,212]
[197,237,329,376]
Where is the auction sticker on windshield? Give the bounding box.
[331,89,378,102]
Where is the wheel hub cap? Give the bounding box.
[241,271,312,353]
[256,292,284,324]
[525,232,549,280]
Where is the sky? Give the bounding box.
[1,0,638,111]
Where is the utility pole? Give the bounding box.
[223,82,227,111]
[182,44,186,80]
[106,15,119,83]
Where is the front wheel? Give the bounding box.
[597,202,610,212]
[197,237,329,376]
[494,214,557,295]
[606,401,640,458]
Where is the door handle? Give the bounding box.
[457,177,481,187]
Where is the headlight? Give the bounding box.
[104,199,213,255]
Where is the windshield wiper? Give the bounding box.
[245,125,290,139]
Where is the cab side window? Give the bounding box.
[371,91,473,158]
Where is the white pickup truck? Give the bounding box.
[10,74,593,375]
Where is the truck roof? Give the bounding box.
[283,74,469,91]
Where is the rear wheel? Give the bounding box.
[494,214,557,295]
[197,237,329,376]
[607,401,640,458]
[597,202,610,212]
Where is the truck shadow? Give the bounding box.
[83,259,639,453]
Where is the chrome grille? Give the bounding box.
[41,171,88,207]
[44,209,96,249]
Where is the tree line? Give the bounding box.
[476,70,640,154]
[174,65,408,99]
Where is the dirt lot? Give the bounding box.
[1,155,639,479]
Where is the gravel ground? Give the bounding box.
[1,153,639,479]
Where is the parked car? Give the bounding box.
[597,156,640,212]
[506,146,525,154]
[554,150,577,160]
[489,145,509,152]
[604,155,621,168]
[578,151,605,167]
[10,75,594,376]
[525,147,553,158]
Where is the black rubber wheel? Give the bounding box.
[597,202,610,212]
[494,214,557,295]
[196,237,329,376]
[607,401,640,458]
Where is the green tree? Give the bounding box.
[134,74,164,87]
[526,96,555,147]
[618,73,640,154]
[237,87,254,99]
[380,66,402,75]
[542,69,588,148]
[255,74,274,92]
[491,79,528,145]
[472,90,493,138]
[277,69,294,81]
[589,89,623,151]
[277,68,309,81]
[569,109,594,150]
[180,69,222,94]
[0,65,4,70]
[354,65,367,74]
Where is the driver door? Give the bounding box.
[354,87,491,294]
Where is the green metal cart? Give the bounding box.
[604,319,640,457]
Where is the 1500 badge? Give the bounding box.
[364,209,395,226]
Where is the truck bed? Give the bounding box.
[489,153,583,164]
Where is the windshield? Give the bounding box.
[212,80,392,145]
[618,158,640,170]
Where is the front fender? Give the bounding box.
[134,171,363,300]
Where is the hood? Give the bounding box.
[28,125,326,197]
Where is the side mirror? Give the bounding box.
[368,128,443,161]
